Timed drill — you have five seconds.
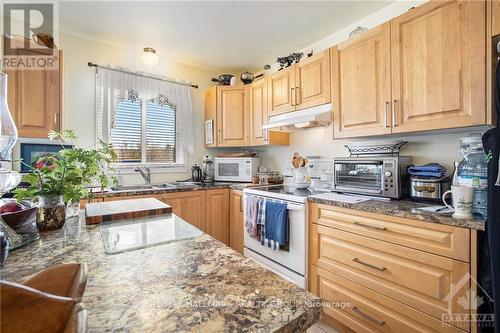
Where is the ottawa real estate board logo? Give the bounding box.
[2,2,59,71]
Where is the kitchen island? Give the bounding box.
[2,213,322,332]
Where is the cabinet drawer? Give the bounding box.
[310,265,466,333]
[309,224,469,322]
[309,203,470,262]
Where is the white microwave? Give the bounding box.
[214,157,261,182]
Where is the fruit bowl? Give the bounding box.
[2,207,37,233]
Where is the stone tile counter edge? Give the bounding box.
[308,196,485,231]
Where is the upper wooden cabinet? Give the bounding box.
[295,49,331,109]
[250,78,268,145]
[332,23,392,138]
[493,0,500,36]
[267,66,296,116]
[391,0,486,133]
[267,50,331,117]
[332,0,487,138]
[5,49,62,138]
[204,86,249,147]
[217,86,249,147]
[249,79,290,146]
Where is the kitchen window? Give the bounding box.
[95,66,194,170]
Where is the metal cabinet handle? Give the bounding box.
[54,113,59,128]
[353,221,387,231]
[384,102,390,128]
[295,87,300,106]
[352,257,386,272]
[217,128,222,143]
[352,306,386,326]
[240,195,244,213]
[291,88,295,106]
[392,100,398,127]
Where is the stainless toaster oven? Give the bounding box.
[332,156,412,199]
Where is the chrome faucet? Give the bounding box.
[134,166,151,184]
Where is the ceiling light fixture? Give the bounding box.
[141,47,159,67]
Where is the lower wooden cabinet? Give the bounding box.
[308,203,475,333]
[161,191,206,232]
[229,190,244,254]
[205,189,230,245]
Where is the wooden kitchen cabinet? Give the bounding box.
[229,189,244,254]
[391,0,486,133]
[295,49,331,109]
[267,50,331,117]
[308,203,474,332]
[267,66,296,116]
[161,191,206,232]
[204,86,249,147]
[249,79,290,146]
[217,86,249,147]
[332,23,392,138]
[493,0,500,36]
[205,189,230,245]
[5,49,63,138]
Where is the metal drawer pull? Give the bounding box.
[352,306,386,326]
[384,101,390,128]
[392,99,398,127]
[352,257,386,271]
[353,221,387,231]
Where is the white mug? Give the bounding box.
[442,185,475,219]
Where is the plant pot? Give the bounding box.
[36,196,66,231]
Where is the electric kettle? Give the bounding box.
[191,164,203,182]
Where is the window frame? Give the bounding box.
[108,96,187,174]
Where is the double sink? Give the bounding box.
[110,182,201,192]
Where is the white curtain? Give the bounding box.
[95,66,194,158]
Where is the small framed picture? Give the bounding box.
[205,119,213,145]
[20,143,73,173]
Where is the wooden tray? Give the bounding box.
[85,198,172,225]
[1,263,87,333]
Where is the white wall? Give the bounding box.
[257,0,490,174]
[14,31,225,185]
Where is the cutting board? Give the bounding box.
[85,198,172,225]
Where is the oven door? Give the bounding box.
[215,160,244,181]
[333,159,384,195]
[243,194,306,276]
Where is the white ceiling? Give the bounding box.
[59,1,394,71]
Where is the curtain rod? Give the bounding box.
[87,62,198,89]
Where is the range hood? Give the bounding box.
[262,103,331,130]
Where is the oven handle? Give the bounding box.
[334,186,383,195]
[334,160,384,165]
[243,194,305,212]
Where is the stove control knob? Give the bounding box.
[384,171,393,178]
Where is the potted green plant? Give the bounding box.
[14,130,117,231]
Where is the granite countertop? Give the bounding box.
[308,196,486,231]
[92,182,258,199]
[2,215,322,332]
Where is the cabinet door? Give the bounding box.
[205,189,229,245]
[391,0,486,133]
[229,190,244,254]
[161,191,206,232]
[493,0,500,36]
[267,66,296,116]
[204,86,218,148]
[217,86,249,147]
[295,50,331,109]
[250,79,268,145]
[332,24,392,138]
[7,50,62,138]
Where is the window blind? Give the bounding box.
[146,101,176,163]
[109,100,142,163]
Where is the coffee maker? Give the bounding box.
[202,155,214,183]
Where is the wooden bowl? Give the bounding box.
[2,207,37,233]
